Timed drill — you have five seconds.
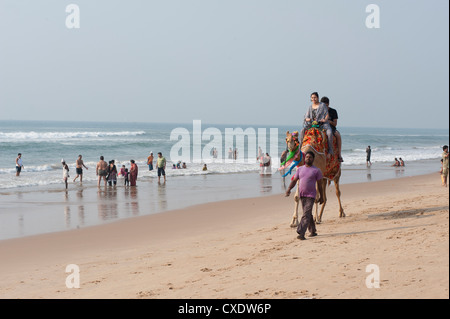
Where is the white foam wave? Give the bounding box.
[0,131,146,141]
[0,160,272,189]
[341,149,443,166]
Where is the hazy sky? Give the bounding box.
[0,0,448,128]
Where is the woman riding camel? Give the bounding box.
[299,92,334,158]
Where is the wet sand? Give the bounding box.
[0,159,439,241]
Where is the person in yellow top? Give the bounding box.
[202,164,207,171]
[442,145,449,187]
[157,152,166,182]
[147,152,154,171]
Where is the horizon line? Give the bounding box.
[0,119,449,132]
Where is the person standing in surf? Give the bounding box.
[96,156,108,187]
[366,146,372,167]
[15,153,24,176]
[62,159,70,189]
[129,159,138,186]
[442,145,449,187]
[73,154,88,183]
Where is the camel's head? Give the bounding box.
[286,131,300,153]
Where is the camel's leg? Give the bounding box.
[334,180,345,218]
[332,173,345,218]
[290,182,300,227]
[316,179,327,223]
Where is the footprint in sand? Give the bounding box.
[137,290,155,297]
[200,268,213,272]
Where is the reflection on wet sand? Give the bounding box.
[64,187,86,228]
[124,186,140,216]
[78,205,85,226]
[64,190,71,227]
[365,166,372,181]
[97,187,118,220]
[18,214,24,237]
[158,182,167,211]
[259,174,273,193]
[395,167,405,177]
[76,187,85,226]
[130,186,139,216]
[76,187,84,200]
[16,192,23,203]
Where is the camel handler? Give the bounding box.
[285,151,324,240]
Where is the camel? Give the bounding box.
[279,127,345,226]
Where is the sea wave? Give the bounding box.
[0,131,146,141]
[0,161,265,189]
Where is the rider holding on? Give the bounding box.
[321,96,344,162]
[299,92,334,159]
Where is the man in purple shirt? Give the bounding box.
[285,151,324,240]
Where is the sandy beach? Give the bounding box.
[0,172,448,299]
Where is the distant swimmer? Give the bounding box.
[15,153,24,176]
[73,154,88,183]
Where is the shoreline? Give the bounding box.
[0,172,448,298]
[0,159,442,241]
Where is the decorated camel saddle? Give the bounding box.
[279,131,304,177]
[279,123,341,180]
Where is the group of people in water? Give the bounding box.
[392,157,405,167]
[80,155,140,188]
[97,158,139,187]
[172,161,187,169]
[62,153,166,189]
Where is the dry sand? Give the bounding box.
[0,173,448,299]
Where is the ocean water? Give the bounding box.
[0,120,448,240]
[0,120,448,190]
